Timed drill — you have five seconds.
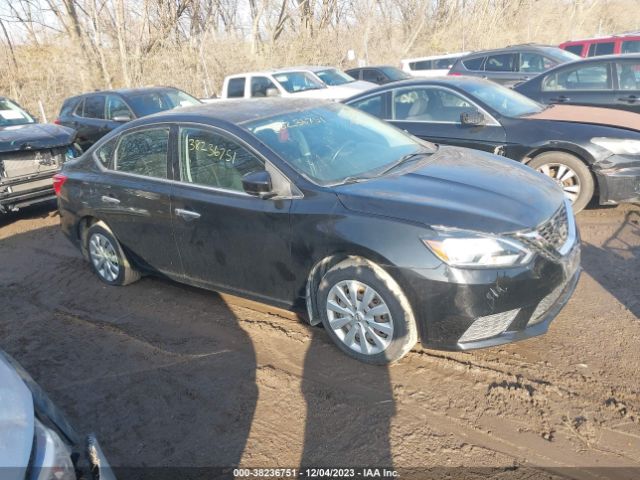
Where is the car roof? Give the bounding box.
[130,98,333,126]
[401,52,470,63]
[345,76,493,100]
[226,69,313,78]
[274,66,335,73]
[561,32,640,43]
[462,44,564,57]
[70,86,183,99]
[347,65,398,70]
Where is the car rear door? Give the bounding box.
[613,58,640,113]
[537,61,616,108]
[483,53,520,85]
[169,124,295,304]
[385,85,507,153]
[72,95,111,149]
[90,125,182,278]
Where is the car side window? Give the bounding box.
[392,87,474,123]
[179,127,264,192]
[622,40,640,54]
[434,58,455,69]
[462,57,484,71]
[484,53,516,72]
[83,95,106,119]
[114,128,169,179]
[589,42,615,56]
[563,45,584,56]
[106,95,132,120]
[362,69,382,83]
[349,94,385,119]
[227,78,246,98]
[251,76,278,97]
[410,60,432,71]
[519,53,556,73]
[95,137,118,169]
[617,62,640,90]
[542,63,611,91]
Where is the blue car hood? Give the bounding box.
[335,146,565,233]
[0,123,76,153]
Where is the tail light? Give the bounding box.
[52,173,68,196]
[53,118,61,125]
[448,72,462,76]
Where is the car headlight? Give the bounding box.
[422,230,533,268]
[31,418,77,480]
[591,137,640,155]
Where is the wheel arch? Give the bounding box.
[521,143,595,166]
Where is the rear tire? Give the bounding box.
[528,151,594,213]
[85,222,140,286]
[316,258,417,365]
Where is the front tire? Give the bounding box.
[528,151,594,213]
[316,258,417,364]
[85,222,140,286]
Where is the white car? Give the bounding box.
[401,52,470,77]
[283,66,376,98]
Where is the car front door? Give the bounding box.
[104,94,135,130]
[90,125,182,278]
[170,124,295,304]
[385,86,507,153]
[614,59,640,113]
[483,53,520,85]
[537,61,616,108]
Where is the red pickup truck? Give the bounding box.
[560,33,640,57]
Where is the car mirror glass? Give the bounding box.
[265,88,280,98]
[242,170,276,199]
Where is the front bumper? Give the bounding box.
[395,242,581,351]
[0,170,59,212]
[594,155,640,205]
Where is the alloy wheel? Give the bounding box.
[89,233,120,282]
[536,162,581,203]
[326,280,394,355]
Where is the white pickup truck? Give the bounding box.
[208,67,375,102]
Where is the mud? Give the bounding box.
[0,201,638,478]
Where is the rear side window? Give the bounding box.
[60,98,80,117]
[434,58,456,69]
[588,42,615,56]
[95,138,117,169]
[484,53,516,72]
[349,94,385,119]
[114,128,169,179]
[519,53,556,73]
[179,127,263,192]
[83,95,105,119]
[409,60,432,71]
[622,40,640,54]
[362,69,382,83]
[617,62,640,90]
[227,78,246,98]
[542,63,611,91]
[563,44,584,56]
[462,57,484,71]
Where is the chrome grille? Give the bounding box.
[458,308,520,343]
[537,203,569,251]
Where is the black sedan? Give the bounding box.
[56,86,201,151]
[345,77,640,212]
[56,99,580,364]
[514,54,640,113]
[0,97,79,214]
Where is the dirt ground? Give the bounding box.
[0,201,638,479]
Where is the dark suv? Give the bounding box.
[449,45,579,86]
[56,87,201,150]
[345,66,411,85]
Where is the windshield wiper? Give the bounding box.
[377,150,432,177]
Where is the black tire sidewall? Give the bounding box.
[529,152,594,213]
[317,261,416,365]
[85,224,127,286]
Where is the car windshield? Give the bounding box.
[273,72,326,93]
[126,89,201,116]
[550,48,581,63]
[315,68,355,86]
[458,81,543,117]
[380,67,411,81]
[245,103,433,185]
[0,98,35,126]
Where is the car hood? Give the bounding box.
[335,146,565,233]
[524,105,640,132]
[0,353,34,476]
[0,123,76,153]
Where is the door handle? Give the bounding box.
[618,95,638,103]
[550,95,570,103]
[175,208,201,221]
[101,195,120,204]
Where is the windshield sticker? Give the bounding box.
[0,110,24,120]
[188,138,237,163]
[282,116,326,129]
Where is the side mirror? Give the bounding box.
[112,114,132,122]
[242,170,276,199]
[265,88,280,98]
[460,110,485,127]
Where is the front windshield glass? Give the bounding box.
[315,69,355,86]
[245,103,433,185]
[0,98,35,126]
[273,72,326,93]
[551,48,581,63]
[458,81,543,117]
[380,67,411,81]
[126,89,201,116]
